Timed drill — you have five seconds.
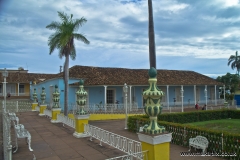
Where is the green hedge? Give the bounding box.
[157,109,240,123]
[128,109,240,159]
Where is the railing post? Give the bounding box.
[138,67,172,160]
[32,88,38,111]
[16,101,18,113]
[73,80,90,138]
[39,87,47,116]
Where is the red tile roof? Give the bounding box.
[66,65,222,86]
[0,65,223,86]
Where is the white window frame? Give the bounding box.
[19,84,24,93]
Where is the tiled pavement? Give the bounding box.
[3,111,226,160]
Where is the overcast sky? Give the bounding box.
[1,0,240,78]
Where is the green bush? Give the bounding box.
[128,109,240,159]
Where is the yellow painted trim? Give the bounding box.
[31,103,38,111]
[68,113,144,121]
[68,114,75,119]
[142,141,170,160]
[89,114,144,120]
[75,119,88,133]
[40,105,47,114]
[25,84,30,95]
[52,109,61,120]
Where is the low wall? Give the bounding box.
[68,113,144,121]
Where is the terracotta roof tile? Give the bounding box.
[0,72,58,84]
[66,65,223,86]
[0,65,222,86]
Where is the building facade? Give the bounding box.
[29,65,223,110]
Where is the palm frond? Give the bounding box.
[58,11,69,22]
[48,32,62,54]
[73,17,87,31]
[73,33,90,44]
[46,22,61,30]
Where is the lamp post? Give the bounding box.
[204,85,207,110]
[223,85,226,101]
[180,85,184,112]
[218,87,221,99]
[123,83,128,129]
[2,68,8,112]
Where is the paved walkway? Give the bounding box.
[4,111,226,160]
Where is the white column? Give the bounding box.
[214,85,217,106]
[166,85,169,109]
[205,85,207,109]
[181,85,184,112]
[123,83,128,130]
[1,83,3,96]
[223,85,226,101]
[104,85,107,106]
[3,78,7,112]
[17,83,19,96]
[194,85,196,105]
[129,85,132,111]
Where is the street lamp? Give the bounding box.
[218,87,221,99]
[2,68,8,112]
[123,83,128,129]
[180,85,184,112]
[204,86,207,110]
[223,85,226,101]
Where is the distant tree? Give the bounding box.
[216,73,240,100]
[228,51,240,76]
[46,11,90,116]
[18,67,24,70]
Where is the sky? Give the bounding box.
[0,0,240,78]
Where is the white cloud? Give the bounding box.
[0,0,239,75]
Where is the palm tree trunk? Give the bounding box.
[64,55,69,116]
[148,0,156,69]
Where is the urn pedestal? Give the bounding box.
[51,108,61,123]
[73,114,90,138]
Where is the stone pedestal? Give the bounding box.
[138,132,172,160]
[39,105,47,116]
[32,103,38,111]
[51,108,61,123]
[73,114,90,138]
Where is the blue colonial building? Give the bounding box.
[29,65,223,111]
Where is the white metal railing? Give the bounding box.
[161,99,226,108]
[36,106,40,112]
[84,124,142,155]
[68,103,143,114]
[1,92,30,96]
[0,101,32,113]
[2,111,12,160]
[57,114,75,129]
[105,150,148,160]
[44,109,52,119]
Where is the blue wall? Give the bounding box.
[31,78,220,110]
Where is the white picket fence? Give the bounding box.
[57,114,75,128]
[44,109,52,119]
[84,124,142,155]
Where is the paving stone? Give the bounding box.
[1,111,227,160]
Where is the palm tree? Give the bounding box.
[46,11,90,116]
[228,51,240,76]
[148,0,156,69]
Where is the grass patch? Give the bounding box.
[185,119,240,134]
